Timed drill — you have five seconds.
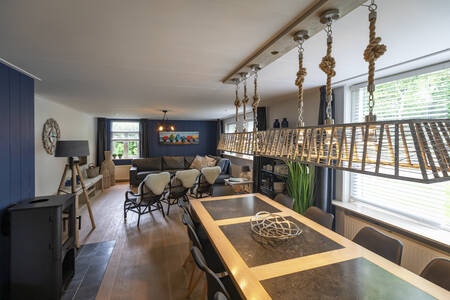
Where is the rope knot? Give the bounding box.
[241,95,250,105]
[364,37,386,62]
[319,55,336,77]
[295,67,307,86]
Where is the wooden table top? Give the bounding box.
[190,193,449,300]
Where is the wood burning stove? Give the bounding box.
[9,194,76,300]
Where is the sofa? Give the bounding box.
[129,156,232,187]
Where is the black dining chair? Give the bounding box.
[352,227,403,265]
[304,206,334,229]
[191,246,241,300]
[214,291,228,300]
[193,166,222,198]
[124,173,170,227]
[273,193,293,209]
[163,169,200,215]
[182,211,226,297]
[420,257,450,290]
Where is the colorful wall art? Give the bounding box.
[159,131,199,144]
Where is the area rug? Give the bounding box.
[61,240,116,300]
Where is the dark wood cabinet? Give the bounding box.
[9,194,76,300]
[254,157,287,198]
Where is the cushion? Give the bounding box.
[190,155,209,170]
[201,166,221,185]
[163,156,185,170]
[175,169,200,188]
[216,158,230,174]
[143,172,171,195]
[205,156,217,167]
[133,157,161,171]
[184,156,195,168]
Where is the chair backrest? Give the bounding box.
[143,172,170,195]
[182,213,202,250]
[201,166,222,185]
[273,193,293,209]
[191,246,231,300]
[353,227,403,265]
[420,257,450,290]
[175,169,200,188]
[304,207,334,229]
[214,291,228,300]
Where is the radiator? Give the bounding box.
[115,165,131,181]
[336,209,449,275]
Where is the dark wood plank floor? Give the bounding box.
[78,183,203,300]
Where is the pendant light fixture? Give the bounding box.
[251,64,261,132]
[157,110,175,132]
[217,3,450,184]
[232,78,241,133]
[240,72,250,132]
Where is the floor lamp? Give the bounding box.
[55,140,96,230]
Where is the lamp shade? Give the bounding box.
[55,140,90,157]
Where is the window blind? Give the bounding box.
[350,68,450,230]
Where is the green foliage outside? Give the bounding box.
[286,161,315,215]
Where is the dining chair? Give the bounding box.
[214,291,228,300]
[352,227,403,265]
[193,166,222,198]
[124,172,170,227]
[304,206,334,229]
[420,257,450,290]
[182,212,226,297]
[273,193,293,209]
[163,169,200,215]
[191,246,241,300]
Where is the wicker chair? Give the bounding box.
[124,172,170,227]
[192,166,221,198]
[163,169,200,215]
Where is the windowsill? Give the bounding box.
[332,200,450,251]
[222,152,253,161]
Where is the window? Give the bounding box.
[111,121,140,159]
[225,123,236,133]
[246,120,254,132]
[349,67,450,230]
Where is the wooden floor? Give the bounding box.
[78,183,204,300]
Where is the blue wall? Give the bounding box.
[148,120,217,157]
[0,63,35,298]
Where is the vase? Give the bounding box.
[101,150,115,188]
[281,118,289,128]
[273,119,280,128]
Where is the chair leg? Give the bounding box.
[187,268,203,297]
[137,206,141,227]
[166,199,171,216]
[159,201,166,218]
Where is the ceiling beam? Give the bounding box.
[222,0,367,84]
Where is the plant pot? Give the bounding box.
[273,119,280,128]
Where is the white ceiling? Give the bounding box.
[1,0,449,120]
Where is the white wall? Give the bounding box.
[35,96,96,196]
[264,87,320,128]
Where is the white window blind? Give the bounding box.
[350,67,450,230]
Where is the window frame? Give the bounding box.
[110,120,141,159]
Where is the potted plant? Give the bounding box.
[286,160,315,214]
[112,153,117,159]
[118,153,123,159]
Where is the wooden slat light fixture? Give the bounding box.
[218,1,449,184]
[217,119,450,183]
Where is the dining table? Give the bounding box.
[190,193,449,300]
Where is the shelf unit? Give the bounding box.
[256,157,288,198]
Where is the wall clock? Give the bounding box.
[42,118,61,155]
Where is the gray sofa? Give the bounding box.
[129,156,231,187]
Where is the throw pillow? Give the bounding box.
[205,156,217,167]
[190,155,208,170]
